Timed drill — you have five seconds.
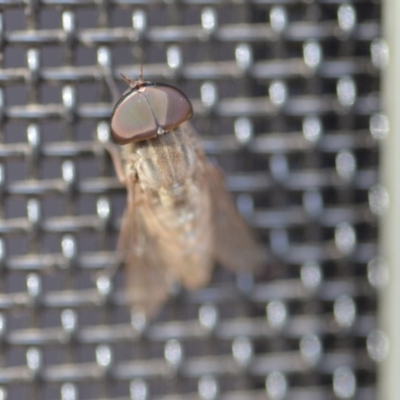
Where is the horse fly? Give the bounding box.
[106,74,265,319]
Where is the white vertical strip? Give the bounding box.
[381,1,400,399]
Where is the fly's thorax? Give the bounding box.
[157,176,203,208]
[133,128,197,191]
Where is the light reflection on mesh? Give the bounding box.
[0,2,380,399]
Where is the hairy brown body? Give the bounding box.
[117,123,265,318]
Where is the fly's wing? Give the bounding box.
[119,180,175,318]
[205,161,265,272]
[182,121,265,272]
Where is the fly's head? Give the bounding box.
[110,77,193,145]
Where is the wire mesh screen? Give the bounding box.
[0,1,385,399]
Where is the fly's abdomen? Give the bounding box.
[142,170,214,289]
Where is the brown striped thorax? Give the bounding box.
[122,127,198,205]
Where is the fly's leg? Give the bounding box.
[96,48,129,185]
[96,147,139,282]
[97,206,131,282]
[103,72,121,104]
[101,141,127,185]
[96,48,142,292]
[97,178,139,282]
[97,47,122,104]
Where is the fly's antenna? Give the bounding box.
[139,63,144,83]
[120,63,145,90]
[120,73,133,86]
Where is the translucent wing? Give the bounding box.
[188,160,266,271]
[119,180,175,318]
[180,121,265,273]
[205,161,265,272]
[120,173,214,318]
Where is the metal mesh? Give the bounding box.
[0,1,384,399]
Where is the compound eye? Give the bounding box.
[143,85,193,133]
[110,83,193,145]
[111,90,157,145]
